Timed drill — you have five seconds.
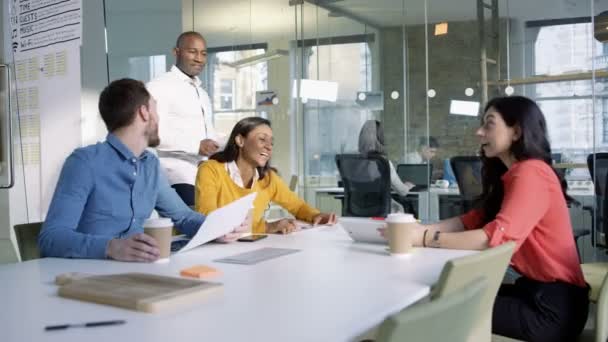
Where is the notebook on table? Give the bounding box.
[214,247,300,265]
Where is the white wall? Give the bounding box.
[80,0,109,146]
[105,0,182,81]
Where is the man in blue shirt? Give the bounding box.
[39,79,209,262]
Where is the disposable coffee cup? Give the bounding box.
[435,180,449,188]
[386,213,416,256]
[143,218,173,260]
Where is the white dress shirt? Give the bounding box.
[405,152,423,164]
[226,161,259,189]
[147,65,219,185]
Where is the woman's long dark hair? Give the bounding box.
[478,96,569,224]
[210,116,273,180]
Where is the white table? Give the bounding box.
[0,226,473,342]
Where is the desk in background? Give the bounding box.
[314,186,460,222]
[0,226,473,342]
[315,186,595,222]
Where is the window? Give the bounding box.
[302,41,373,178]
[219,79,234,110]
[126,55,166,83]
[202,48,268,137]
[532,22,607,165]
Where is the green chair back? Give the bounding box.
[594,273,608,342]
[0,239,19,264]
[13,222,43,261]
[431,242,516,342]
[376,278,487,342]
[582,262,608,302]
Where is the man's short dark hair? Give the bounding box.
[175,31,205,48]
[98,78,150,132]
[419,136,439,148]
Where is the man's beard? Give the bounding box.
[147,123,160,147]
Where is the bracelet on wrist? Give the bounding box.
[422,229,428,247]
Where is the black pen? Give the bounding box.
[45,319,126,331]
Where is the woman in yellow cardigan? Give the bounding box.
[195,117,336,238]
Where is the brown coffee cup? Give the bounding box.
[386,213,416,255]
[143,218,173,260]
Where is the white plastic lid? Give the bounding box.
[143,217,173,228]
[385,213,416,223]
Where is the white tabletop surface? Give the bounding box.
[0,226,474,342]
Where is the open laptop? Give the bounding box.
[339,217,387,244]
[396,164,433,192]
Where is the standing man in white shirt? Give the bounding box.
[147,31,221,206]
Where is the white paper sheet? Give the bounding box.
[176,193,257,253]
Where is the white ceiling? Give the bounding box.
[186,0,608,47]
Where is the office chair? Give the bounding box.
[372,279,487,342]
[335,154,392,217]
[450,156,482,212]
[13,222,43,261]
[432,242,516,342]
[580,154,608,305]
[586,153,608,248]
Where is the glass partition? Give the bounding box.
[0,64,13,188]
[101,0,608,262]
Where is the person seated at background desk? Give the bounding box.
[39,79,239,262]
[358,120,415,213]
[406,136,439,164]
[381,96,588,342]
[196,117,336,235]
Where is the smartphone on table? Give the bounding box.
[237,234,268,242]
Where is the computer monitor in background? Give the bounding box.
[396,164,433,191]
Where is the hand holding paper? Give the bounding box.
[215,209,253,243]
[175,193,257,253]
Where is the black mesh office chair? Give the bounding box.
[335,154,392,217]
[450,156,483,212]
[587,153,608,248]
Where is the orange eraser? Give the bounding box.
[180,265,221,279]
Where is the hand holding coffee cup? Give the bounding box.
[385,213,417,256]
[143,218,173,261]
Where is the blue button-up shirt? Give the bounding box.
[39,133,205,259]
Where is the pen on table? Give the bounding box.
[45,320,126,331]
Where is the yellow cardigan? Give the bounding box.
[195,160,320,234]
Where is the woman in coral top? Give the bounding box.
[195,117,336,240]
[383,96,589,342]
